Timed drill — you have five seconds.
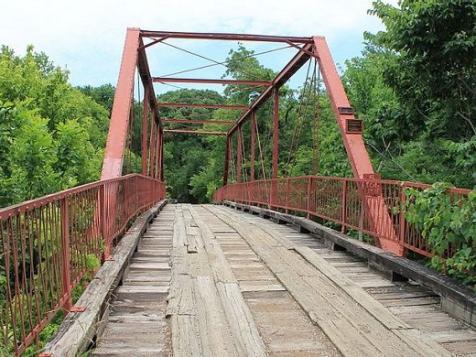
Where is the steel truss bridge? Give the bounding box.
[0,29,474,356]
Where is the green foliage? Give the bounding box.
[158,88,226,203]
[85,253,101,271]
[405,183,476,287]
[0,46,109,207]
[344,0,476,187]
[8,115,59,201]
[77,84,115,113]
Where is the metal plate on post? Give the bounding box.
[338,106,354,115]
[346,119,363,134]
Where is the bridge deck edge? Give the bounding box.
[42,200,168,357]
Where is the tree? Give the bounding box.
[0,46,110,207]
[8,115,59,202]
[342,0,476,187]
[55,119,101,188]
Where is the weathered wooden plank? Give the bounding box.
[194,276,239,356]
[294,245,410,330]
[208,205,451,357]
[216,282,267,356]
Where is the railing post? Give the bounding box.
[285,178,290,213]
[306,177,312,219]
[269,180,273,209]
[399,183,406,253]
[60,196,72,311]
[100,184,111,260]
[341,180,347,234]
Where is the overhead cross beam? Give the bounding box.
[141,30,313,44]
[162,118,234,125]
[153,77,271,86]
[163,129,227,136]
[157,102,248,110]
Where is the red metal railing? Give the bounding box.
[213,176,470,258]
[0,174,165,355]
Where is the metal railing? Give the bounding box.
[0,174,165,355]
[213,176,470,258]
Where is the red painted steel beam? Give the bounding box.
[162,118,234,125]
[312,36,373,179]
[250,112,256,181]
[157,102,248,110]
[153,77,271,86]
[236,128,243,183]
[163,129,227,136]
[141,88,150,175]
[137,38,161,127]
[159,130,164,180]
[223,136,231,185]
[227,43,313,136]
[101,28,141,180]
[155,128,164,179]
[272,88,279,179]
[149,118,157,177]
[140,30,313,43]
[312,36,402,255]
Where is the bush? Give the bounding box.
[405,183,476,288]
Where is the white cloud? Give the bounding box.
[0,0,398,86]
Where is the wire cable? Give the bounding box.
[159,44,293,78]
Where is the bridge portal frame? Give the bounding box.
[101,28,401,254]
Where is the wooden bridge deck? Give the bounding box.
[91,204,476,356]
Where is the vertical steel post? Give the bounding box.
[398,183,407,251]
[99,184,110,260]
[341,180,347,233]
[60,197,72,311]
[159,128,164,181]
[141,88,150,175]
[272,88,279,179]
[250,111,256,181]
[271,88,279,207]
[285,177,290,213]
[149,121,157,177]
[223,135,231,186]
[156,126,162,180]
[306,176,312,219]
[236,127,243,183]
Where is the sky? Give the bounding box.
[0,0,397,94]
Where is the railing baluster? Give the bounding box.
[306,177,312,219]
[60,196,72,311]
[341,180,347,233]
